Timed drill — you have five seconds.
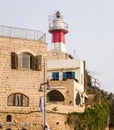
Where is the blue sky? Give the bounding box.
[0,0,114,93]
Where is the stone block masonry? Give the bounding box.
[0,35,83,130]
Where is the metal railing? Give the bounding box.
[0,25,46,42]
[49,22,68,31]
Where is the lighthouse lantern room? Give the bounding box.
[49,11,69,53]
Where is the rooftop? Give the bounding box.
[0,25,46,42]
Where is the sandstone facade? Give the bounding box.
[0,27,85,130]
[0,35,48,129]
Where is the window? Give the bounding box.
[6,115,11,122]
[8,93,29,107]
[11,52,42,71]
[75,93,81,105]
[52,72,59,80]
[63,72,75,80]
[0,124,3,129]
[18,53,33,69]
[47,90,65,101]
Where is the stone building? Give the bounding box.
[0,11,87,130]
[47,11,87,108]
[47,49,87,107]
[46,11,87,130]
[0,25,47,130]
[0,25,84,130]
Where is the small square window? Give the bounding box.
[52,72,59,80]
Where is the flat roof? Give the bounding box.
[0,25,46,42]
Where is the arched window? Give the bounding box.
[6,115,11,122]
[11,52,42,71]
[47,90,65,101]
[75,92,81,105]
[18,52,33,69]
[8,93,29,107]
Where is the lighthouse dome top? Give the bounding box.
[49,11,69,34]
[56,11,61,19]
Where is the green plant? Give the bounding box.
[67,98,109,130]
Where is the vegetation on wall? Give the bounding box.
[67,97,109,130]
[67,71,110,130]
[108,93,114,127]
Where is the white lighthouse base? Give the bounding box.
[52,42,66,53]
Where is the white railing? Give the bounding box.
[0,25,46,42]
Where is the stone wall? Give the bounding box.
[0,36,47,110]
[0,36,85,130]
[47,49,70,60]
[0,111,74,130]
[0,36,48,129]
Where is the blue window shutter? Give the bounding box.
[72,72,75,79]
[56,72,59,80]
[52,72,55,80]
[63,72,66,80]
[52,72,59,80]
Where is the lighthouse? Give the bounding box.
[49,11,69,53]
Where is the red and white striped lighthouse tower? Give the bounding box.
[49,11,69,53]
